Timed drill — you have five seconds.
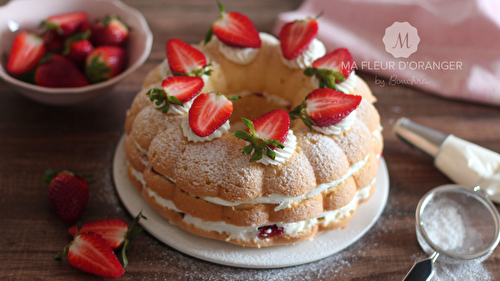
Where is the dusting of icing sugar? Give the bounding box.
[181,116,230,142]
[254,130,297,166]
[311,109,357,135]
[280,38,326,69]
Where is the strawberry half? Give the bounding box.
[304,48,355,87]
[204,1,261,48]
[41,12,88,37]
[69,212,147,268]
[85,46,127,83]
[279,18,318,60]
[188,92,239,137]
[6,32,46,76]
[147,76,204,114]
[289,88,362,129]
[56,231,124,279]
[233,109,289,162]
[42,169,92,223]
[91,14,129,47]
[35,54,90,88]
[166,39,211,77]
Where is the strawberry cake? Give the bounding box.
[123,3,383,247]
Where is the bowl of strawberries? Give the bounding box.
[0,0,152,105]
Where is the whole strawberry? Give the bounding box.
[63,31,94,68]
[42,169,91,223]
[91,14,129,47]
[85,46,127,83]
[35,54,90,88]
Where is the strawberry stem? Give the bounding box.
[233,118,285,162]
[146,88,184,114]
[121,211,147,268]
[288,99,316,131]
[303,67,345,90]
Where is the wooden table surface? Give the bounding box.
[1,0,499,280]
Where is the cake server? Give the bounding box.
[393,117,500,204]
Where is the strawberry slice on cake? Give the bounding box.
[204,0,261,48]
[147,76,204,113]
[233,109,290,162]
[279,17,318,60]
[166,39,212,77]
[289,88,362,131]
[304,48,356,89]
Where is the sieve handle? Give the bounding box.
[402,252,439,281]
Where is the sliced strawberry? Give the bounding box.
[189,92,238,137]
[85,46,127,83]
[41,12,88,37]
[205,1,261,48]
[233,109,289,162]
[279,18,318,60]
[147,76,204,114]
[42,169,92,223]
[6,32,46,76]
[69,219,127,249]
[56,232,124,279]
[91,15,129,47]
[295,88,362,128]
[35,54,90,88]
[304,48,355,87]
[166,39,210,77]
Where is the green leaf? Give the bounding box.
[227,95,241,101]
[85,54,112,83]
[241,118,256,135]
[265,146,276,160]
[204,26,214,46]
[266,139,285,149]
[233,130,252,140]
[63,30,91,56]
[121,240,129,268]
[168,95,183,106]
[242,144,254,155]
[40,20,63,35]
[303,67,317,77]
[217,0,225,14]
[41,168,59,184]
[250,148,264,162]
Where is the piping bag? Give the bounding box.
[393,117,500,204]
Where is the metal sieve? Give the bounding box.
[403,184,500,281]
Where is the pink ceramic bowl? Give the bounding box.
[0,0,152,105]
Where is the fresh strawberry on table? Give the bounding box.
[233,109,289,162]
[41,12,88,37]
[91,15,129,47]
[289,88,362,129]
[204,0,261,48]
[68,212,147,268]
[63,31,94,68]
[6,32,46,76]
[166,39,211,77]
[279,17,318,60]
[35,54,90,88]
[188,92,240,137]
[42,169,92,223]
[55,229,125,279]
[304,48,355,88]
[85,45,126,83]
[147,76,204,113]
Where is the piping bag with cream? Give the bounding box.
[393,117,500,204]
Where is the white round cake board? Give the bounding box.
[113,135,389,268]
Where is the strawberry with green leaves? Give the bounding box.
[41,12,88,37]
[68,212,147,268]
[63,30,94,68]
[85,45,126,83]
[91,14,129,47]
[303,48,355,89]
[42,169,92,223]
[204,0,261,48]
[233,110,289,162]
[147,76,204,114]
[166,39,212,77]
[279,17,318,60]
[289,88,362,130]
[188,92,240,137]
[6,32,46,76]
[56,225,125,279]
[35,54,90,88]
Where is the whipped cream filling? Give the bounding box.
[279,38,326,70]
[312,109,357,135]
[205,153,370,211]
[159,58,210,83]
[154,177,376,242]
[181,116,230,142]
[311,72,359,94]
[253,130,297,166]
